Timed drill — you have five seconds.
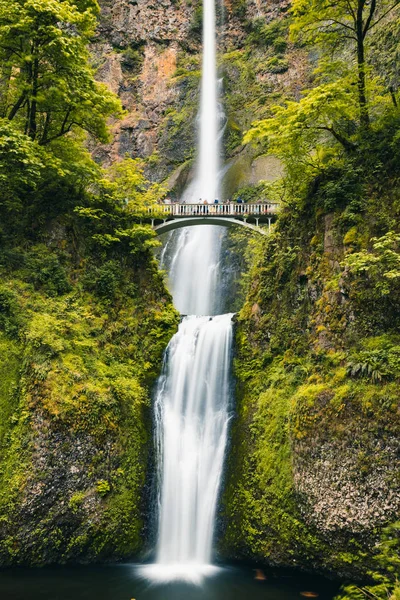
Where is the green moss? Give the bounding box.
[0,334,21,447]
[221,146,400,578]
[266,56,289,74]
[0,217,179,565]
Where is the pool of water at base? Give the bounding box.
[0,563,341,600]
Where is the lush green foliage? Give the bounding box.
[223,2,400,571]
[246,0,400,184]
[0,0,121,144]
[336,523,400,600]
[0,0,178,566]
[291,0,400,125]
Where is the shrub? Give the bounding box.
[248,18,289,48]
[266,56,289,74]
[24,245,71,297]
[0,287,21,338]
[96,480,111,497]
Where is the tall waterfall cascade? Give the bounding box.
[167,0,224,318]
[143,0,234,584]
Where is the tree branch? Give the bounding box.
[389,86,398,108]
[328,18,357,32]
[344,0,357,23]
[39,107,73,145]
[368,0,400,31]
[40,124,73,145]
[309,125,357,150]
[363,0,377,38]
[0,44,24,60]
[8,92,26,120]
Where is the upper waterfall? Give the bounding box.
[197,0,220,203]
[162,0,224,317]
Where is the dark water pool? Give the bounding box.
[0,563,341,600]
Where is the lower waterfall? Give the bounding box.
[151,314,233,581]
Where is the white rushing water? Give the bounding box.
[167,226,224,316]
[196,0,219,203]
[166,0,224,317]
[149,314,233,582]
[142,0,233,584]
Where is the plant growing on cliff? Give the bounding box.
[346,344,400,382]
[344,232,400,294]
[337,522,400,600]
[106,158,166,213]
[96,480,111,497]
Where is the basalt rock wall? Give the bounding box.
[92,0,300,194]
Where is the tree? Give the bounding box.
[244,79,359,164]
[369,16,400,106]
[291,0,400,128]
[0,0,121,144]
[106,158,167,214]
[344,231,400,295]
[0,118,47,209]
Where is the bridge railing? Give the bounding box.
[147,203,279,217]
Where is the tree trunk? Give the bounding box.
[357,38,369,128]
[356,0,370,128]
[40,111,51,145]
[389,86,398,108]
[0,63,12,118]
[27,57,39,140]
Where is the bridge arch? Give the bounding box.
[153,216,269,236]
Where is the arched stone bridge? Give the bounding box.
[146,203,279,235]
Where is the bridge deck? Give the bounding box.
[148,202,278,218]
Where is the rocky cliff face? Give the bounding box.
[220,188,400,579]
[92,0,199,183]
[91,0,303,195]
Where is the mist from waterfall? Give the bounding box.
[143,0,233,584]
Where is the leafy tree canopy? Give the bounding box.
[245,79,360,157]
[290,0,400,125]
[245,0,399,200]
[0,0,122,144]
[105,158,167,213]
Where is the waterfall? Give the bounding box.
[197,0,219,203]
[150,314,233,583]
[143,0,233,584]
[167,0,224,317]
